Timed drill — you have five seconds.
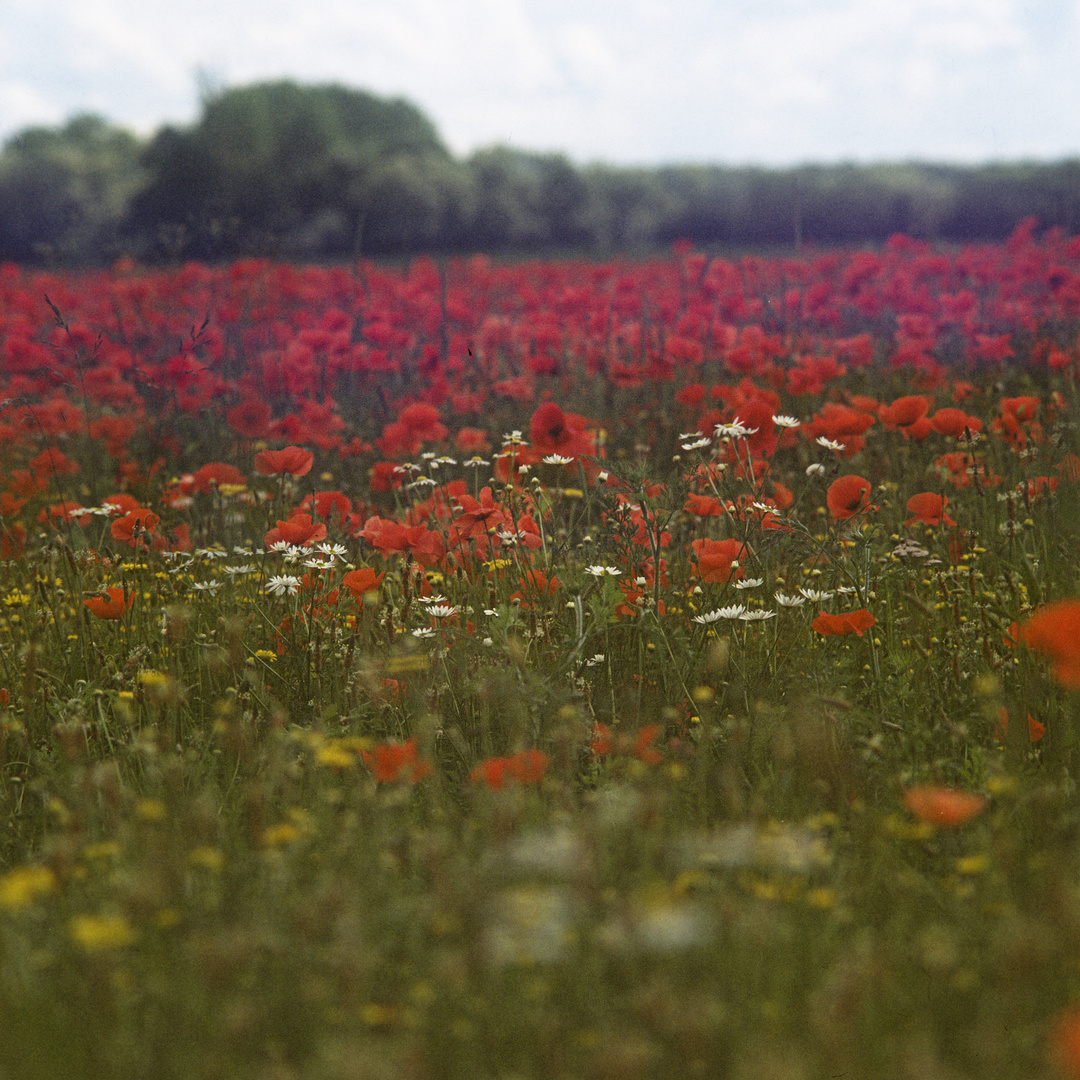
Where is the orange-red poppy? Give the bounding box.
[264,513,327,549]
[1051,1006,1080,1080]
[189,462,246,495]
[1018,599,1080,689]
[826,475,873,520]
[84,587,134,620]
[812,608,876,637]
[469,749,550,790]
[110,508,160,547]
[342,567,385,602]
[591,723,663,764]
[929,407,983,438]
[361,739,431,784]
[902,785,987,827]
[904,492,956,527]
[690,538,750,583]
[878,395,930,428]
[254,446,314,477]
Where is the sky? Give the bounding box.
[2,0,1079,167]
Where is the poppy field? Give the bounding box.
[4,223,1080,1078]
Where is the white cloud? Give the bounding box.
[1,0,1078,164]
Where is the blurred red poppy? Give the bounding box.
[254,446,314,477]
[929,408,983,438]
[1050,1006,1080,1080]
[812,609,876,637]
[902,786,987,828]
[361,739,431,784]
[191,462,247,493]
[878,395,929,428]
[469,749,550,790]
[905,492,956,527]
[226,398,272,439]
[1019,599,1080,689]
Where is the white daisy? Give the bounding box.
[772,415,800,428]
[715,419,759,439]
[266,575,301,597]
[692,605,746,623]
[774,592,807,607]
[815,436,846,452]
[734,577,764,590]
[427,605,460,619]
[739,609,776,622]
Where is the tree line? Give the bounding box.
[2,80,1079,265]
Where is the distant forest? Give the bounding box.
[2,79,1079,265]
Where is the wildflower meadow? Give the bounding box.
[4,224,1080,1078]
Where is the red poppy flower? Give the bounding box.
[904,492,956,527]
[303,490,352,524]
[529,402,571,451]
[110,508,160,548]
[84,587,134,620]
[812,609,877,637]
[826,475,874,520]
[264,513,327,549]
[100,493,142,516]
[454,427,491,454]
[690,538,750,583]
[590,722,664,764]
[28,447,80,480]
[929,408,983,438]
[0,523,26,560]
[254,446,314,477]
[684,492,723,517]
[469,749,550,790]
[191,462,247,494]
[361,738,431,784]
[342,567,385,602]
[1018,599,1080,689]
[226,398,272,439]
[40,501,93,527]
[878,395,929,428]
[902,786,987,828]
[1050,1006,1080,1080]
[370,461,404,492]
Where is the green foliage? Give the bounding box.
[4,81,1080,264]
[0,114,146,263]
